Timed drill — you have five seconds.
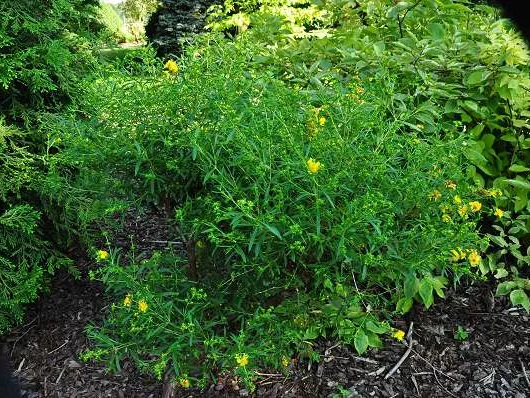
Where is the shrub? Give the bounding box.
[82,36,486,389]
[0,120,71,333]
[209,0,530,311]
[0,0,102,121]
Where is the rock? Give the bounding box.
[214,383,225,391]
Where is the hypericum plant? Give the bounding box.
[210,0,530,310]
[81,34,486,390]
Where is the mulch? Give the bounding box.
[4,208,530,397]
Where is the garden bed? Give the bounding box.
[5,209,529,398]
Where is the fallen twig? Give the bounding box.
[16,358,25,373]
[411,374,420,396]
[521,359,530,388]
[350,354,378,364]
[10,321,37,356]
[47,339,69,355]
[409,347,459,397]
[55,366,67,384]
[385,322,414,380]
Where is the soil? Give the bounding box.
[4,208,530,398]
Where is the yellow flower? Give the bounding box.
[123,293,132,307]
[442,214,452,223]
[445,181,457,190]
[494,208,504,218]
[453,195,462,205]
[138,299,148,313]
[486,188,502,198]
[164,59,179,74]
[318,116,326,126]
[450,248,466,262]
[196,240,205,249]
[458,205,468,218]
[468,250,481,267]
[355,86,364,95]
[469,201,482,212]
[235,353,249,367]
[96,250,109,261]
[281,356,290,367]
[179,378,190,389]
[391,329,405,341]
[306,158,322,174]
[429,190,441,201]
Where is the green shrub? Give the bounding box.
[81,36,487,390]
[71,0,529,390]
[209,0,530,310]
[0,120,71,333]
[0,0,102,121]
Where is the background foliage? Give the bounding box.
[0,0,104,331]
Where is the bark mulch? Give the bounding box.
[4,208,530,397]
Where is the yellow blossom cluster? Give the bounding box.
[306,107,327,139]
[96,250,109,262]
[428,190,441,201]
[138,299,148,313]
[179,378,190,388]
[493,208,504,218]
[235,353,249,367]
[450,247,481,266]
[391,329,405,341]
[122,293,148,313]
[164,59,179,74]
[307,158,322,174]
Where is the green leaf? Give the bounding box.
[515,189,529,212]
[469,124,485,138]
[404,275,418,299]
[373,41,385,56]
[510,289,530,312]
[504,179,530,191]
[494,268,509,279]
[496,281,517,296]
[509,164,530,173]
[500,134,517,143]
[303,326,319,340]
[365,320,388,334]
[354,330,369,354]
[367,332,383,348]
[427,22,445,40]
[396,297,413,314]
[431,276,447,298]
[262,223,282,239]
[489,234,508,248]
[464,148,488,166]
[466,70,486,86]
[418,278,434,308]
